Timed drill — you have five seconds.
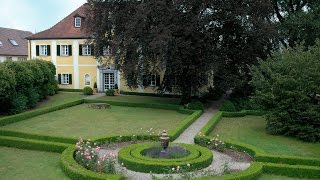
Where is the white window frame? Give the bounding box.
[39,45,47,56]
[82,45,91,56]
[75,17,81,27]
[61,45,69,56]
[150,74,156,86]
[61,73,70,85]
[84,74,91,86]
[103,45,112,56]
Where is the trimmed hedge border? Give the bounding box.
[61,146,122,180]
[120,90,180,98]
[0,135,69,153]
[130,143,201,162]
[222,110,266,117]
[84,99,181,111]
[0,99,84,126]
[118,142,213,174]
[59,88,83,92]
[194,110,320,179]
[262,162,320,179]
[0,129,76,144]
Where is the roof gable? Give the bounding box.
[27,4,89,40]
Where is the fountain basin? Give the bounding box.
[118,142,213,173]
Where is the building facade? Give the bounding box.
[26,4,162,93]
[0,27,32,62]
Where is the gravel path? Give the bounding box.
[98,98,252,179]
[84,93,105,99]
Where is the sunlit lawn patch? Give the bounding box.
[2,104,188,139]
[210,116,320,158]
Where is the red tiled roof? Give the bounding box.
[0,27,32,56]
[26,4,89,40]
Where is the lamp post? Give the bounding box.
[160,130,169,151]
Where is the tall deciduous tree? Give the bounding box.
[273,0,320,47]
[85,0,276,103]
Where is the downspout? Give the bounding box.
[28,40,31,59]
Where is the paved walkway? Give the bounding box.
[84,93,105,99]
[98,98,251,179]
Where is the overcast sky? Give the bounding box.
[0,0,87,33]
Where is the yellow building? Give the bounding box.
[26,4,163,93]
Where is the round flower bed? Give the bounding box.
[118,142,213,173]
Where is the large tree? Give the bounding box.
[85,0,276,103]
[273,0,320,47]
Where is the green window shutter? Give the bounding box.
[57,45,60,56]
[68,45,72,56]
[156,74,160,86]
[69,74,72,84]
[79,44,82,56]
[91,45,94,55]
[36,45,39,56]
[58,74,61,84]
[47,45,51,56]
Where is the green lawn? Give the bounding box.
[258,174,315,180]
[2,104,187,138]
[0,147,69,180]
[210,116,320,158]
[97,95,180,105]
[36,92,85,108]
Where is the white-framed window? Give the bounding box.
[62,74,70,84]
[0,41,3,46]
[75,17,81,27]
[150,74,156,86]
[82,45,91,55]
[40,45,47,56]
[61,45,69,56]
[6,57,12,61]
[18,57,27,61]
[84,74,91,85]
[103,45,112,56]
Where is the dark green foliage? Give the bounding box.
[105,89,114,96]
[0,60,58,114]
[59,88,83,92]
[274,1,320,48]
[82,87,93,95]
[120,90,180,98]
[229,97,257,111]
[219,100,236,112]
[86,0,276,104]
[203,86,224,100]
[250,44,320,142]
[93,82,97,89]
[186,100,204,111]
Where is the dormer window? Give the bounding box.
[75,17,81,27]
[9,39,18,46]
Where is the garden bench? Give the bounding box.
[87,103,111,109]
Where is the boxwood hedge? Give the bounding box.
[118,142,213,173]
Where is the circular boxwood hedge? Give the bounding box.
[118,142,213,173]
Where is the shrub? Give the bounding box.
[75,138,119,174]
[83,87,93,95]
[105,89,114,96]
[187,100,204,111]
[206,134,226,152]
[219,100,236,112]
[26,88,40,108]
[93,82,97,89]
[9,93,28,114]
[204,86,224,100]
[0,64,16,113]
[250,43,320,142]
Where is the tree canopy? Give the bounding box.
[85,0,277,103]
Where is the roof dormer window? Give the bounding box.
[75,17,81,28]
[9,39,18,46]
